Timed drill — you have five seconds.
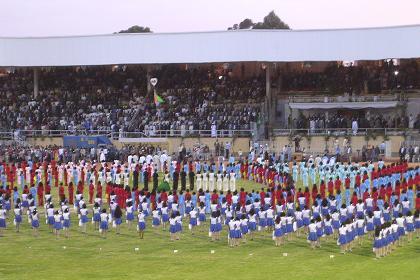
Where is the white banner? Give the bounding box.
[119,137,167,143]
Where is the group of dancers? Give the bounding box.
[0,155,419,256]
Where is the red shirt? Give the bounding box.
[106,183,112,195]
[77,182,83,193]
[68,185,74,204]
[37,183,44,195]
[59,185,65,196]
[371,170,378,180]
[226,193,232,205]
[362,191,369,202]
[401,181,408,192]
[259,191,266,204]
[379,187,386,199]
[96,183,103,197]
[363,174,369,182]
[327,181,334,194]
[45,184,51,194]
[334,179,341,192]
[372,190,378,203]
[385,185,393,201]
[311,188,318,202]
[345,178,350,188]
[211,193,219,202]
[150,193,156,210]
[275,190,282,204]
[355,175,361,187]
[160,191,168,202]
[351,195,358,205]
[239,191,246,206]
[395,184,401,197]
[184,191,191,201]
[89,183,94,193]
[304,191,310,207]
[408,178,414,188]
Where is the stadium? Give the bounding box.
[0,7,419,280]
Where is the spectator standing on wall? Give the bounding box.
[414,145,419,162]
[214,140,220,157]
[335,145,341,162]
[409,146,415,162]
[352,119,358,135]
[399,145,406,162]
[225,142,231,158]
[346,145,352,162]
[287,145,292,162]
[379,141,386,155]
[211,124,217,138]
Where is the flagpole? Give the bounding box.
[150,77,160,135]
[155,87,161,134]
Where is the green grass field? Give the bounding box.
[0,178,419,280]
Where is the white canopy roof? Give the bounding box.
[1,25,420,67]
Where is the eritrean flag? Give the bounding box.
[154,93,164,106]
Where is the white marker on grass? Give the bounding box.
[330,255,335,259]
[283,253,288,257]
[173,250,178,253]
[134,248,139,251]
[210,250,215,254]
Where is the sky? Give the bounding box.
[1,0,420,37]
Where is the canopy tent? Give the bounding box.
[1,25,420,67]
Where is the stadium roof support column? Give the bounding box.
[265,63,273,133]
[33,67,39,98]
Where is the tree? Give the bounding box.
[253,11,290,29]
[228,11,290,30]
[118,25,152,33]
[239,18,254,29]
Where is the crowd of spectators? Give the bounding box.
[0,66,264,135]
[1,61,419,136]
[281,60,419,93]
[293,112,420,131]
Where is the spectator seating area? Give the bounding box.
[281,60,419,93]
[0,66,264,135]
[293,112,420,131]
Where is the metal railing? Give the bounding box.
[288,93,404,103]
[1,128,417,140]
[121,129,254,138]
[0,129,254,140]
[272,127,418,136]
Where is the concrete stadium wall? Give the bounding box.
[165,137,250,155]
[272,135,405,156]
[27,136,251,155]
[28,136,64,147]
[27,135,405,158]
[116,137,251,155]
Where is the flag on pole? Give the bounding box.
[154,92,164,106]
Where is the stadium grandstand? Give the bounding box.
[0,25,420,160]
